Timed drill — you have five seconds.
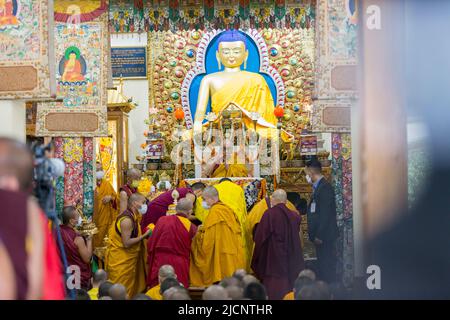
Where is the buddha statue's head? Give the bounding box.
[216,30,249,70]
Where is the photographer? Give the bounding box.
[0,137,65,300]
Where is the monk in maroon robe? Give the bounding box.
[119,168,142,214]
[146,198,197,288]
[140,187,195,229]
[60,206,93,290]
[251,189,305,300]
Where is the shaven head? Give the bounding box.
[242,275,259,287]
[98,281,113,298]
[232,269,247,281]
[176,198,193,216]
[202,285,229,300]
[127,168,142,182]
[159,264,176,283]
[184,192,196,206]
[202,186,219,207]
[166,287,191,300]
[128,193,146,211]
[62,206,77,225]
[271,189,288,206]
[0,137,33,191]
[220,277,241,288]
[92,269,108,287]
[109,284,127,300]
[298,269,316,281]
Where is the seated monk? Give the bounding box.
[93,164,118,250]
[146,198,197,289]
[59,206,93,290]
[214,178,250,269]
[245,191,303,264]
[146,264,176,300]
[105,193,151,297]
[140,184,196,229]
[251,190,305,300]
[190,187,246,287]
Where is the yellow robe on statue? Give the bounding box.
[93,180,118,249]
[190,201,246,287]
[105,213,147,298]
[245,198,303,265]
[194,196,209,223]
[214,181,250,269]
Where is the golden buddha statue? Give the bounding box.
[193,30,277,137]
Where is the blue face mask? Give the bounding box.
[201,201,210,210]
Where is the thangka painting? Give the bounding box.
[0,0,55,99]
[36,0,108,137]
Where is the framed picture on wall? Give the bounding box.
[111,46,148,79]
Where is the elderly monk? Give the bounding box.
[190,187,246,287]
[245,191,301,264]
[119,168,142,214]
[105,193,151,297]
[251,190,305,300]
[93,163,118,249]
[214,178,249,268]
[0,137,65,300]
[146,264,176,300]
[147,198,197,289]
[60,206,93,290]
[140,187,196,229]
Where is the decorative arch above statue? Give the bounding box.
[181,29,286,129]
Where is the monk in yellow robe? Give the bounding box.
[105,193,150,297]
[190,182,209,223]
[245,192,302,265]
[93,166,118,249]
[190,186,246,287]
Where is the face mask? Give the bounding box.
[76,216,83,227]
[131,180,140,188]
[201,201,211,210]
[306,174,313,184]
[138,203,148,215]
[96,171,105,180]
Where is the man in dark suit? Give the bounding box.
[305,160,338,283]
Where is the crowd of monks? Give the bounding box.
[59,166,307,300]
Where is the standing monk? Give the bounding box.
[93,164,118,249]
[119,168,142,214]
[60,206,93,290]
[105,193,150,297]
[190,187,246,287]
[245,193,301,264]
[146,198,197,289]
[251,189,304,300]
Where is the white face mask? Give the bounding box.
[306,174,313,184]
[201,201,211,210]
[96,171,105,180]
[138,203,148,215]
